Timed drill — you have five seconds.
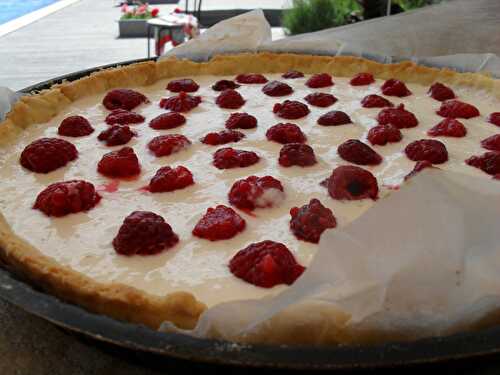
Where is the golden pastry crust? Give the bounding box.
[0,53,499,337]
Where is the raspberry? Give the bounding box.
[229,240,305,288]
[148,165,194,193]
[58,115,94,137]
[102,89,148,111]
[338,139,382,165]
[306,73,333,88]
[216,89,245,109]
[488,113,500,127]
[367,124,402,146]
[225,112,257,129]
[350,72,375,86]
[20,138,77,173]
[105,109,145,125]
[427,118,467,137]
[361,94,394,108]
[266,123,306,144]
[228,175,284,210]
[279,143,317,167]
[112,211,179,256]
[149,112,186,129]
[317,110,352,126]
[192,205,246,241]
[97,147,141,178]
[404,161,433,181]
[481,134,500,151]
[200,130,245,145]
[381,79,412,97]
[465,152,500,175]
[405,139,448,164]
[428,82,456,101]
[98,125,136,146]
[34,180,101,217]
[148,134,191,157]
[304,92,337,107]
[282,70,304,79]
[213,147,260,169]
[273,100,310,119]
[289,198,336,244]
[235,74,268,84]
[326,165,379,200]
[212,79,240,91]
[436,100,480,119]
[262,81,293,96]
[376,104,418,129]
[159,92,201,112]
[166,78,199,93]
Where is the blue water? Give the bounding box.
[0,0,60,25]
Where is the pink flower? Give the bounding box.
[151,8,159,17]
[121,4,128,13]
[137,4,147,13]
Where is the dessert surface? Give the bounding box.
[1,71,498,309]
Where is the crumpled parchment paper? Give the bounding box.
[161,169,500,345]
[164,9,272,61]
[0,88,21,122]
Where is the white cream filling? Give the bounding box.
[254,187,285,208]
[0,74,498,307]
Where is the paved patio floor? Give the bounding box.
[0,0,285,90]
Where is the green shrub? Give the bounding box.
[282,0,443,36]
[282,0,360,35]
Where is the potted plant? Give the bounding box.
[118,3,160,38]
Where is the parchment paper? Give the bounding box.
[161,169,500,344]
[164,9,273,62]
[0,88,21,122]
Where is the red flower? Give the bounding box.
[174,7,182,13]
[151,8,159,17]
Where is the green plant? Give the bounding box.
[282,0,361,35]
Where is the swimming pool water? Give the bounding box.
[0,0,60,25]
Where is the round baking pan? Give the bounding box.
[2,58,500,370]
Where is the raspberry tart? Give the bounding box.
[0,53,499,343]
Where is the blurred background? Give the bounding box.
[0,0,445,90]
